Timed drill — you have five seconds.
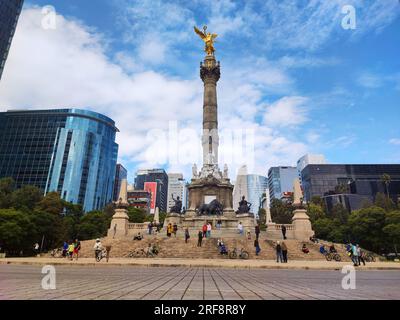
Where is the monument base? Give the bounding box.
[292,208,314,241]
[107,208,129,238]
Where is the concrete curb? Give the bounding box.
[1,258,399,271]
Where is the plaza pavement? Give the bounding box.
[1,257,399,270]
[1,264,400,300]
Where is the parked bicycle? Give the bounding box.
[364,252,376,262]
[50,248,63,258]
[229,248,249,260]
[324,252,341,262]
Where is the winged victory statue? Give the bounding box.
[194,25,218,56]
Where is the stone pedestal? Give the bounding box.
[107,208,129,238]
[291,208,314,241]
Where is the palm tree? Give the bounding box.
[381,173,391,199]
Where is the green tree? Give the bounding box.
[381,173,391,199]
[330,203,349,224]
[270,198,294,224]
[307,203,325,223]
[374,192,395,212]
[0,209,36,255]
[77,211,111,240]
[313,218,336,240]
[310,196,324,207]
[348,206,387,251]
[334,183,349,194]
[127,207,148,223]
[0,177,15,209]
[258,208,266,224]
[36,192,64,215]
[11,185,43,211]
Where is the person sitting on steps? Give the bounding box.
[133,232,143,241]
[302,243,309,254]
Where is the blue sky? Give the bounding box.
[0,0,399,183]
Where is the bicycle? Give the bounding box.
[364,253,376,262]
[324,251,341,262]
[229,248,249,260]
[95,248,108,262]
[50,248,63,258]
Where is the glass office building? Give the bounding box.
[247,174,268,216]
[301,164,400,203]
[0,109,119,212]
[268,166,298,200]
[113,164,127,201]
[0,0,24,80]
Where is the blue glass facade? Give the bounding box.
[246,174,268,215]
[113,164,127,201]
[0,0,24,80]
[268,166,298,200]
[0,109,119,212]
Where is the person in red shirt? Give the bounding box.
[202,224,207,238]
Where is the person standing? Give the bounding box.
[93,239,103,261]
[197,230,203,247]
[148,222,153,235]
[33,243,40,256]
[217,219,222,230]
[255,224,260,240]
[62,241,68,258]
[173,223,178,237]
[73,239,81,261]
[281,225,287,240]
[206,223,212,238]
[167,223,173,237]
[237,222,244,235]
[281,241,288,263]
[68,241,74,261]
[202,224,207,238]
[351,243,359,266]
[254,239,261,256]
[357,244,366,266]
[185,228,190,244]
[276,241,283,263]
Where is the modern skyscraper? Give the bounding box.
[233,165,268,215]
[134,169,168,212]
[0,0,24,80]
[268,166,298,200]
[0,109,119,212]
[297,154,326,187]
[301,164,400,203]
[167,173,186,212]
[113,164,127,202]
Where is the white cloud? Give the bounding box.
[0,7,314,181]
[389,138,400,145]
[263,96,309,127]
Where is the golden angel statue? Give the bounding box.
[194,25,218,56]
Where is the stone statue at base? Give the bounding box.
[236,196,251,214]
[170,195,182,214]
[196,199,223,215]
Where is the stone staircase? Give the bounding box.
[77,233,351,262]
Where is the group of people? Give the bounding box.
[62,239,81,261]
[147,221,161,235]
[347,243,366,266]
[319,243,337,255]
[166,223,178,237]
[275,241,288,263]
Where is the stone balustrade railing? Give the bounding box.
[270,224,295,231]
[127,223,148,230]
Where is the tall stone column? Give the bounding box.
[201,55,220,165]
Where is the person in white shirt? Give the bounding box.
[237,222,243,235]
[93,239,103,260]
